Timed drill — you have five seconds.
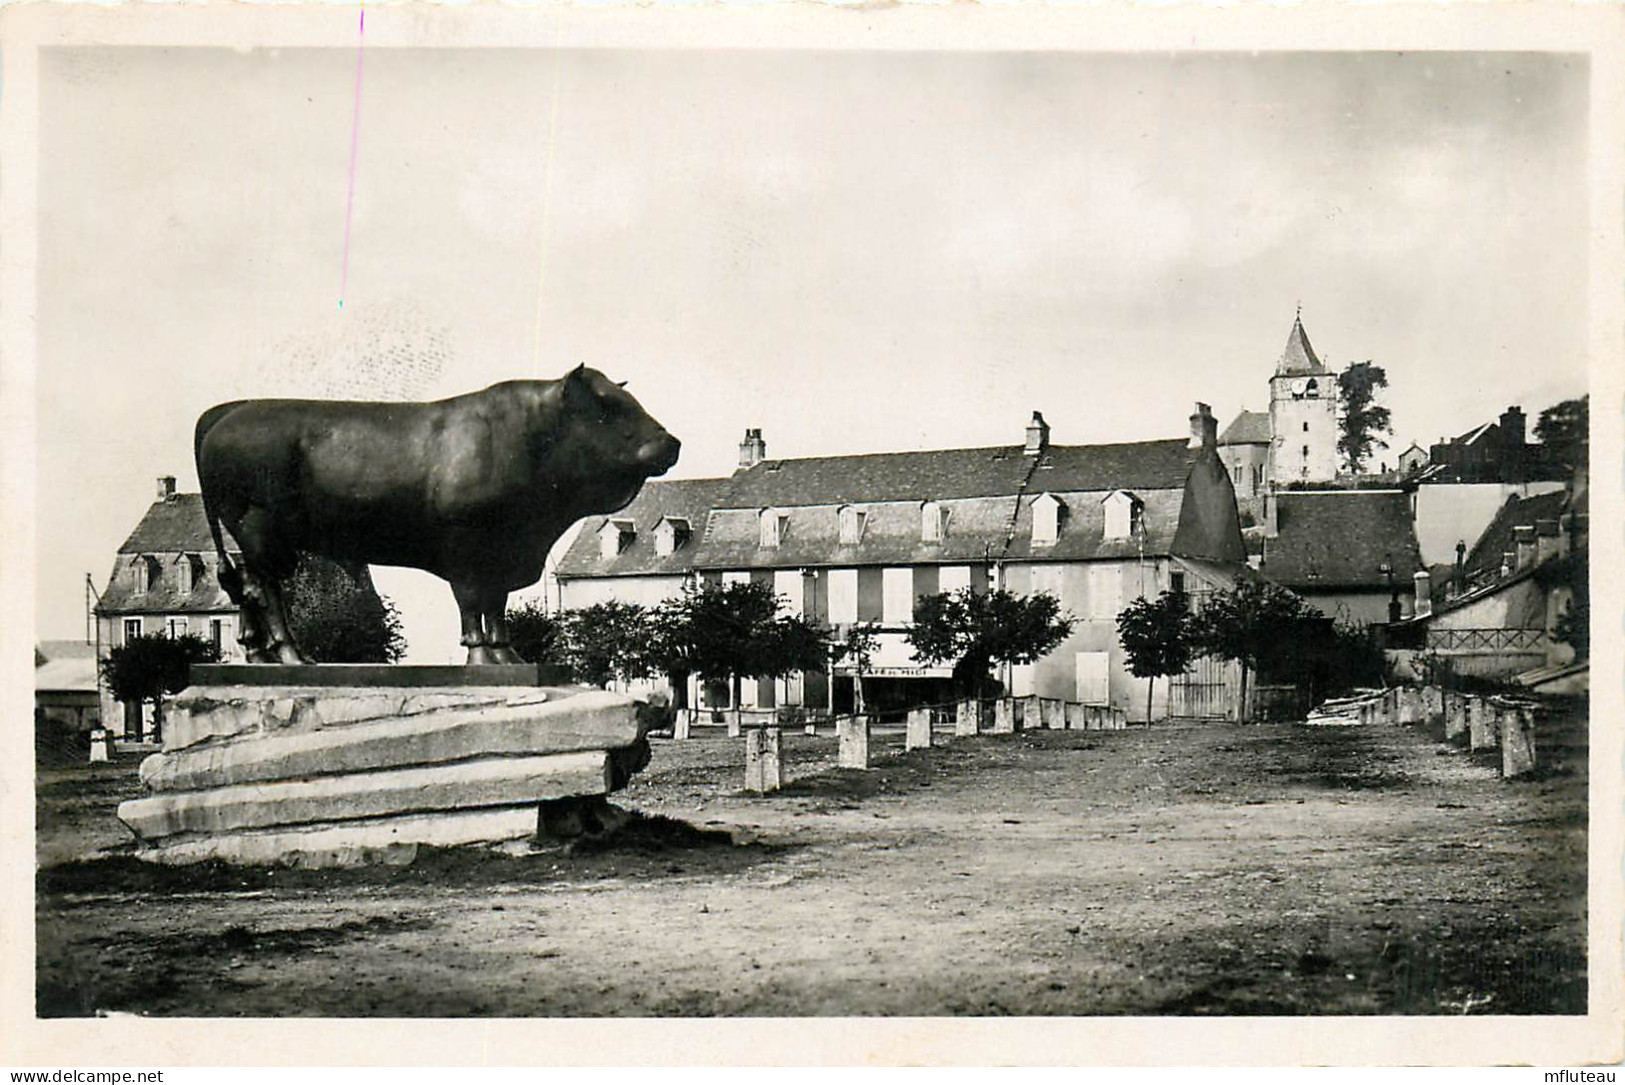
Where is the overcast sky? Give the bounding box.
[36,47,1590,657]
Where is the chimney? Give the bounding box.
[1188,402,1217,451]
[1499,406,1526,447]
[737,428,766,472]
[1513,524,1536,569]
[1454,540,1467,595]
[1536,518,1562,564]
[1412,569,1432,617]
[1500,551,1516,577]
[1024,411,1050,456]
[157,475,177,501]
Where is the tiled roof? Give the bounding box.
[1463,490,1568,580]
[555,477,732,579]
[98,569,237,614]
[718,439,1195,509]
[1260,490,1423,589]
[1274,316,1328,377]
[1219,410,1271,446]
[118,494,224,554]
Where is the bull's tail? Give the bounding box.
[195,402,247,605]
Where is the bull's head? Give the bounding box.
[557,364,681,486]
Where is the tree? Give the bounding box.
[100,633,221,742]
[831,622,881,713]
[906,587,1075,700]
[559,601,653,688]
[283,556,406,663]
[504,600,567,668]
[1336,361,1393,475]
[1190,579,1315,722]
[1116,590,1196,725]
[1535,395,1588,467]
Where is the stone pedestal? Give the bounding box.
[88,729,112,763]
[992,698,1015,734]
[1423,686,1444,727]
[1040,698,1063,730]
[1500,703,1537,778]
[955,699,980,737]
[1444,692,1467,741]
[837,715,870,769]
[1468,696,1499,752]
[905,708,933,751]
[1063,702,1080,730]
[117,677,651,867]
[1397,687,1420,725]
[744,727,782,793]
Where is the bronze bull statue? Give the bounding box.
[195,365,680,665]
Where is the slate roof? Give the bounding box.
[1275,316,1328,377]
[118,494,224,554]
[1259,490,1423,589]
[100,493,241,613]
[1463,490,1568,580]
[555,477,732,579]
[1218,410,1271,446]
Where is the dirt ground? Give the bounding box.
[35,705,1587,1017]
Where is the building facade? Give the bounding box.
[94,476,245,740]
[557,404,1251,722]
[1266,315,1341,485]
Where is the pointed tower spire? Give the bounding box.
[1275,310,1327,376]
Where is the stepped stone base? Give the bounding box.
[118,680,654,867]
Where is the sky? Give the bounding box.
[35,47,1591,659]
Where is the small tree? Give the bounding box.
[1337,361,1393,475]
[1116,590,1196,725]
[831,622,881,713]
[100,633,221,742]
[907,587,1075,700]
[559,601,653,688]
[505,600,567,668]
[1191,579,1314,722]
[1535,394,1588,468]
[283,556,406,663]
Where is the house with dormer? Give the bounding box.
[556,403,1251,722]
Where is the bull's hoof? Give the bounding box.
[271,642,311,665]
[487,645,528,665]
[465,645,499,665]
[245,646,279,664]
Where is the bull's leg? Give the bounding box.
[482,587,527,665]
[234,508,310,665]
[241,571,309,665]
[452,580,496,665]
[237,603,275,663]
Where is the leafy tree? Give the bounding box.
[283,556,406,663]
[100,633,221,742]
[1336,361,1393,475]
[559,600,653,688]
[1535,395,1588,467]
[661,581,831,717]
[906,587,1075,700]
[1116,590,1196,725]
[831,622,881,713]
[1190,579,1315,722]
[505,600,567,667]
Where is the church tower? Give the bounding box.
[1267,312,1340,485]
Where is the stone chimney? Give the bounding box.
[737,428,767,472]
[1412,569,1432,617]
[1499,406,1526,447]
[157,475,177,501]
[1513,524,1536,569]
[1454,540,1467,595]
[1535,518,1562,564]
[1188,402,1217,451]
[1024,412,1050,456]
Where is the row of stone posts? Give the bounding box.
[1308,683,1538,779]
[740,694,1129,793]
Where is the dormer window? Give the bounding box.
[838,505,866,546]
[598,519,636,559]
[173,554,202,593]
[130,555,159,593]
[921,501,948,544]
[653,516,691,558]
[759,508,788,549]
[1102,490,1143,541]
[1032,493,1067,546]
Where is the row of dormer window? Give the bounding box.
[126,553,211,594]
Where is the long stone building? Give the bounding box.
[556,402,1251,722]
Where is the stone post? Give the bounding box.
[1039,698,1061,730]
[1424,685,1444,727]
[727,708,742,739]
[1086,706,1104,731]
[1468,696,1498,751]
[804,719,818,737]
[1500,702,1537,778]
[993,698,1015,734]
[906,707,933,751]
[744,726,782,793]
[956,699,980,737]
[672,708,692,741]
[1063,702,1081,730]
[1111,707,1127,730]
[1445,691,1468,741]
[1397,687,1419,726]
[88,729,111,763]
[1381,688,1398,724]
[837,715,870,769]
